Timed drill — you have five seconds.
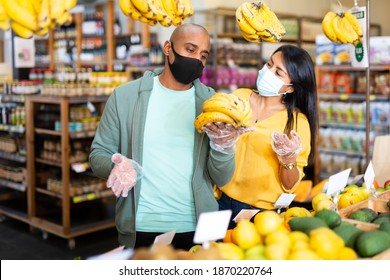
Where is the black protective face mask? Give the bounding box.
[168,42,205,84]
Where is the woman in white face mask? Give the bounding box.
[214,45,318,228]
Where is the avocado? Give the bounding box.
[348,210,372,223]
[372,216,390,225]
[379,221,390,235]
[355,230,390,257]
[359,208,378,222]
[288,217,328,234]
[314,209,342,228]
[333,223,363,248]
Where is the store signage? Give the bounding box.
[326,168,352,196]
[13,36,35,68]
[153,230,176,246]
[363,160,375,192]
[350,6,369,67]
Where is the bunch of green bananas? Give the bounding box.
[194,93,253,133]
[0,0,77,39]
[322,11,363,46]
[119,0,194,27]
[235,1,286,44]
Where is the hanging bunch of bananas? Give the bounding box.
[119,0,194,28]
[194,93,253,133]
[322,10,363,46]
[235,1,286,43]
[0,0,77,39]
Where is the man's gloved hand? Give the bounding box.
[202,123,254,154]
[107,153,143,197]
[271,130,302,164]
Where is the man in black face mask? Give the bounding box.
[90,23,246,251]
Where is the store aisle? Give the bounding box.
[0,218,119,260]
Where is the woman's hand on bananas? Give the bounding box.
[271,130,302,164]
[107,153,144,197]
[202,123,254,154]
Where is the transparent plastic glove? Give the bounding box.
[202,123,255,154]
[271,130,302,164]
[106,153,143,197]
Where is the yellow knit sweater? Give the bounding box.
[217,88,311,209]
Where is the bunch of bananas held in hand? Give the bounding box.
[322,10,363,46]
[0,0,76,39]
[236,1,285,44]
[194,93,253,133]
[119,0,194,27]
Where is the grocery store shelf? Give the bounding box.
[0,151,27,163]
[319,147,365,157]
[319,93,389,101]
[0,178,27,192]
[0,124,25,134]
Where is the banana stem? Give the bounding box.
[258,0,263,8]
[336,0,345,14]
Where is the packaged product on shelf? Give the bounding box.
[334,44,351,65]
[370,36,390,64]
[334,72,353,94]
[318,71,336,93]
[315,35,334,65]
[373,73,390,95]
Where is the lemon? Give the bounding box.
[311,193,329,210]
[254,210,283,236]
[314,198,334,211]
[290,240,310,252]
[264,243,289,260]
[217,242,245,260]
[337,247,358,260]
[288,248,321,260]
[231,220,262,250]
[337,192,363,209]
[265,230,291,249]
[309,228,345,260]
[289,231,310,244]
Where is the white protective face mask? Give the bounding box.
[256,65,291,97]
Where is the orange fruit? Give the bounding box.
[254,210,283,236]
[223,229,233,243]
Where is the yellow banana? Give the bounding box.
[0,1,10,22]
[236,5,257,35]
[181,0,194,18]
[172,0,186,18]
[241,31,261,43]
[331,15,348,44]
[131,0,167,22]
[240,2,267,33]
[333,14,360,45]
[261,2,285,41]
[64,0,77,12]
[57,10,72,26]
[344,11,363,38]
[38,0,51,30]
[322,11,338,43]
[194,111,237,133]
[0,19,10,30]
[2,0,38,31]
[11,21,33,39]
[162,0,183,26]
[49,0,66,22]
[34,26,49,37]
[202,93,248,127]
[31,0,43,16]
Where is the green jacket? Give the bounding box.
[89,68,236,248]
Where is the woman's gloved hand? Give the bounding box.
[202,123,254,154]
[107,153,143,197]
[271,130,302,164]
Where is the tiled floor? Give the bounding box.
[0,217,120,260]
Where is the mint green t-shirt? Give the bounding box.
[136,76,196,232]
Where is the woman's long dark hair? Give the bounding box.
[273,45,318,164]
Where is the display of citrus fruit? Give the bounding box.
[217,242,245,260]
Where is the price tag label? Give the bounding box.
[364,161,375,192]
[193,210,232,245]
[326,168,352,196]
[339,94,349,101]
[273,193,296,208]
[153,230,176,246]
[233,209,259,223]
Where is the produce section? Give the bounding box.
[0,0,389,263]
